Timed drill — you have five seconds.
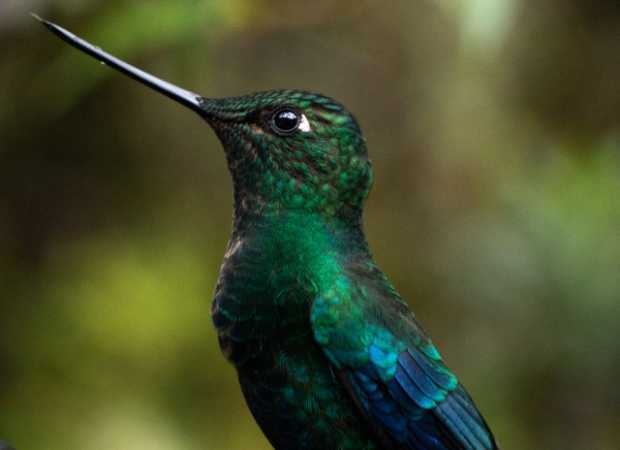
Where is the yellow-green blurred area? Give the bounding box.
[1,0,619,448]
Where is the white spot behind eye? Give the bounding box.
[298,114,312,132]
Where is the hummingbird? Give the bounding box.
[36,16,499,450]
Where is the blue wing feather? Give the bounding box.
[347,355,496,449]
[310,265,498,449]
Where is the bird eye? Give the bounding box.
[272,109,301,135]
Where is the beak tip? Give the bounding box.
[31,13,61,35]
[31,12,49,27]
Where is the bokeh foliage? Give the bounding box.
[1,1,619,449]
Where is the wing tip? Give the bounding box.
[434,384,499,450]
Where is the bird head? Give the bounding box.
[36,17,373,223]
[202,90,373,221]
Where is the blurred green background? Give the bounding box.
[1,0,619,449]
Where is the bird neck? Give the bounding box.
[232,187,365,230]
[232,209,370,267]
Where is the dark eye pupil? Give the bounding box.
[273,110,299,133]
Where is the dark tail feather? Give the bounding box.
[433,384,499,450]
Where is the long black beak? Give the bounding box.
[33,14,206,117]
